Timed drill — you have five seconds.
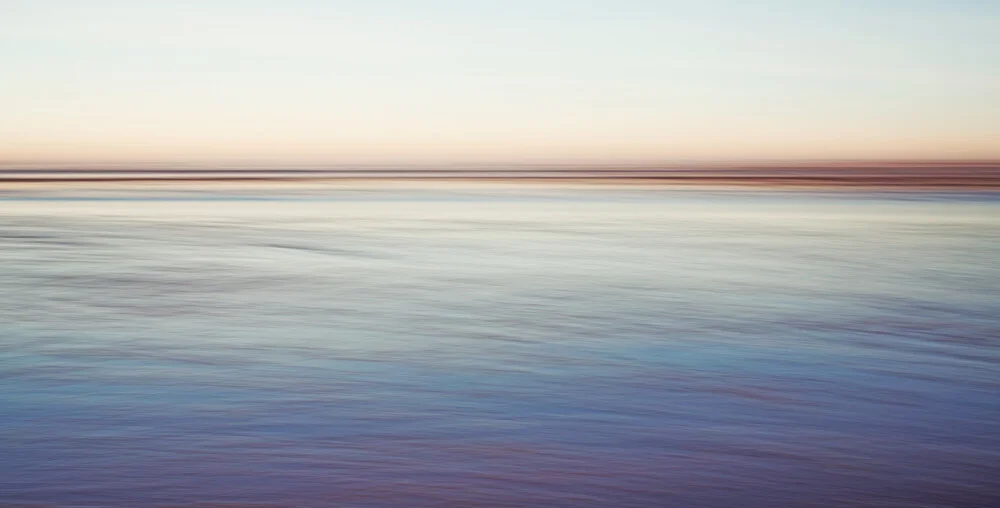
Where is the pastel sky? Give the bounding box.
[2,0,998,164]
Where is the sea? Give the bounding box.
[1,183,998,507]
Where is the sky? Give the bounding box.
[2,0,999,165]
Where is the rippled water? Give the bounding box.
[2,185,999,507]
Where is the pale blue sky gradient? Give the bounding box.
[2,0,998,163]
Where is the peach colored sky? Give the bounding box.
[2,1,999,164]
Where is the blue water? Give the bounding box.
[1,185,998,507]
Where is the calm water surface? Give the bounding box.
[1,185,999,507]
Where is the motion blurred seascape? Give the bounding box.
[4,0,1000,504]
[2,180,998,507]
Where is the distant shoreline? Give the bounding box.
[3,176,1000,189]
[3,163,1000,189]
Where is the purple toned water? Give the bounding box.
[1,185,998,507]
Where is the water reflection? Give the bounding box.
[1,186,998,507]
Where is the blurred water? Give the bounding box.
[1,185,999,507]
